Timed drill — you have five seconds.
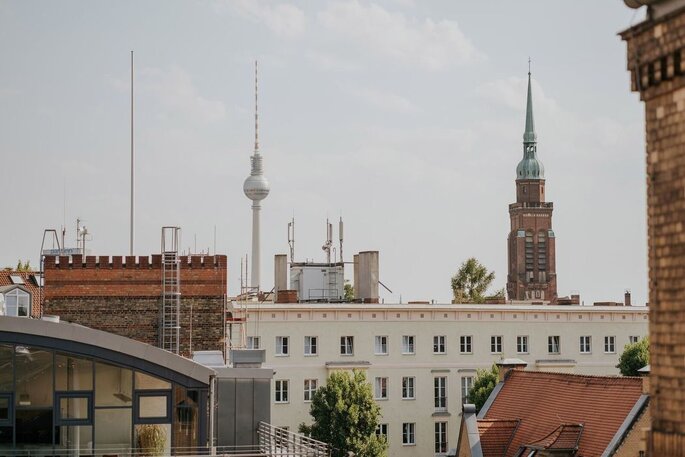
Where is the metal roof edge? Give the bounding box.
[601,394,649,457]
[477,381,504,419]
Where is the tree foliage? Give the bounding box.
[344,282,354,301]
[299,370,387,457]
[617,337,649,376]
[468,364,499,413]
[451,258,496,303]
[15,260,31,272]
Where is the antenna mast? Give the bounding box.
[129,50,135,256]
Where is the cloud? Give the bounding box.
[306,51,361,72]
[224,0,306,38]
[350,86,417,113]
[317,1,480,70]
[110,66,226,124]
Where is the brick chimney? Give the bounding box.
[625,290,632,307]
[495,358,528,382]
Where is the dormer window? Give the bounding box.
[1,287,31,317]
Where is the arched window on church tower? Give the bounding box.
[525,231,534,282]
[538,231,547,283]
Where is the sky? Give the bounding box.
[0,0,649,304]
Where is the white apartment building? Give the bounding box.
[241,302,648,456]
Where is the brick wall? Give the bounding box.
[43,254,227,356]
[621,6,685,456]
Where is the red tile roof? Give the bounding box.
[525,424,583,450]
[478,420,520,457]
[0,271,41,317]
[482,370,644,457]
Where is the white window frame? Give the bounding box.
[376,423,388,439]
[433,335,446,354]
[304,336,318,356]
[374,377,388,400]
[374,335,388,355]
[402,376,415,400]
[275,380,289,403]
[402,335,415,354]
[304,379,318,402]
[340,336,354,355]
[461,376,474,405]
[460,335,473,354]
[3,289,30,317]
[490,335,503,354]
[548,336,561,354]
[517,335,529,354]
[402,422,416,446]
[629,335,640,344]
[604,336,616,353]
[275,336,289,356]
[434,376,447,411]
[435,421,448,454]
[580,335,592,354]
[246,336,260,349]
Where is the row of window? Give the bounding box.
[256,335,642,356]
[274,375,476,407]
[375,421,447,450]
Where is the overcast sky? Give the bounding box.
[0,1,649,304]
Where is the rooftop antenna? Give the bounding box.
[322,218,332,264]
[129,50,135,256]
[339,217,344,263]
[288,217,295,263]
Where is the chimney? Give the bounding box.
[353,254,359,300]
[495,358,528,382]
[625,289,632,307]
[357,251,379,303]
[638,364,650,395]
[274,254,287,301]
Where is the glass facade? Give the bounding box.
[0,344,206,453]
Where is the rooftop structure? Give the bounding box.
[0,270,41,317]
[458,369,649,456]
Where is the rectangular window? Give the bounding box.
[402,422,415,445]
[629,336,640,344]
[517,336,529,354]
[276,336,289,356]
[490,336,503,354]
[304,336,318,356]
[434,377,447,411]
[548,336,560,354]
[402,335,415,354]
[433,336,446,354]
[461,376,474,405]
[435,421,448,453]
[374,336,388,355]
[460,335,473,354]
[246,336,260,349]
[376,423,388,438]
[304,379,318,402]
[402,377,415,400]
[135,391,172,424]
[275,380,289,403]
[0,396,10,424]
[340,336,354,355]
[604,336,616,353]
[374,377,388,400]
[580,336,592,354]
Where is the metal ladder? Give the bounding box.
[161,226,181,353]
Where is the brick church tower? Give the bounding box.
[506,70,558,302]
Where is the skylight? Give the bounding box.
[9,275,24,285]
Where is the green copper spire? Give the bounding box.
[516,63,545,180]
[523,70,536,144]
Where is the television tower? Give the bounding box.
[243,61,270,292]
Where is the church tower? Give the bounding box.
[506,69,557,302]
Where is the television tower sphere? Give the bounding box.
[243,154,270,202]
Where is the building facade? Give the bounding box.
[621,1,685,455]
[43,254,227,356]
[243,302,648,456]
[507,72,558,302]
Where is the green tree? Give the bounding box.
[468,364,499,413]
[451,258,496,303]
[15,260,31,272]
[617,337,650,376]
[299,370,387,457]
[344,282,354,301]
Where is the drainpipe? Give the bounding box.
[209,374,216,455]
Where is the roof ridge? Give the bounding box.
[509,369,643,382]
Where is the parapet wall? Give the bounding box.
[44,254,227,298]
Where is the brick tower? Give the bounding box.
[506,70,558,302]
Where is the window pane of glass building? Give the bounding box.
[139,395,168,419]
[59,397,89,420]
[15,347,53,407]
[95,363,133,406]
[55,425,92,455]
[0,345,12,391]
[135,371,171,390]
[56,353,93,391]
[94,408,132,452]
